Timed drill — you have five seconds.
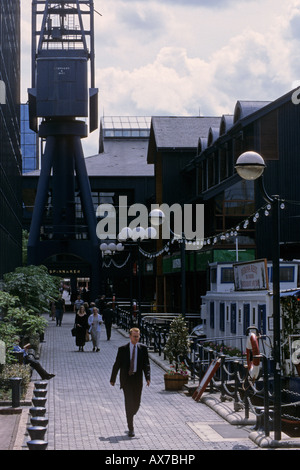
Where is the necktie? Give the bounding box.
[129,345,136,375]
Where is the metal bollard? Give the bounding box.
[33,389,47,398]
[27,426,47,441]
[34,381,48,389]
[27,440,48,450]
[32,397,47,407]
[10,377,22,408]
[30,406,46,417]
[30,416,48,427]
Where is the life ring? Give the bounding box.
[246,332,260,380]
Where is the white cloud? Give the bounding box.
[20,0,300,156]
[97,19,296,120]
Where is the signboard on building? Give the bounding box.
[233,259,269,291]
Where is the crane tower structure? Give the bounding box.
[27,0,100,298]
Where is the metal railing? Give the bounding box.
[113,306,300,438]
[187,335,300,437]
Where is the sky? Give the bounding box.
[20,0,300,157]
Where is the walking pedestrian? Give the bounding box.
[73,294,84,313]
[55,294,65,326]
[95,294,106,311]
[49,300,55,321]
[89,302,96,315]
[110,327,150,437]
[102,303,114,340]
[75,305,88,352]
[88,306,103,351]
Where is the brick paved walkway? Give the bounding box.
[21,313,260,451]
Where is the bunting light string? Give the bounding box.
[138,241,171,259]
[197,200,286,248]
[137,200,287,259]
[279,198,300,207]
[102,200,289,263]
[102,253,131,269]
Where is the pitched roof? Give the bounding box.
[150,116,221,150]
[24,138,154,178]
[84,139,154,177]
[233,100,271,123]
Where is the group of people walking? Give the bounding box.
[49,290,151,437]
[73,295,114,352]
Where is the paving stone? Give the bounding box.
[20,314,260,451]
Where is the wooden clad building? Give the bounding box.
[147,89,300,312]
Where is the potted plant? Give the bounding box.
[164,315,190,391]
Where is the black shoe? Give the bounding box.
[128,430,135,438]
[96,348,100,352]
[46,374,55,380]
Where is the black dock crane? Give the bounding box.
[27,1,100,300]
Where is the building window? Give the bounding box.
[219,148,228,181]
[252,307,256,324]
[210,302,215,329]
[21,104,39,173]
[238,308,242,323]
[269,266,295,283]
[198,163,203,194]
[207,156,215,188]
[231,303,237,334]
[102,116,151,139]
[220,302,225,331]
[221,267,234,283]
[214,180,255,244]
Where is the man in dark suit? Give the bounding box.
[102,303,114,340]
[110,327,150,437]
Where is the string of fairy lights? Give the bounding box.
[101,198,290,268]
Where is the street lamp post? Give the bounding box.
[117,226,157,325]
[150,209,186,317]
[100,241,125,257]
[100,241,125,298]
[235,151,282,441]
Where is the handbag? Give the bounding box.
[85,331,90,342]
[71,326,76,337]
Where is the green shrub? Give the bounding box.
[0,291,21,314]
[164,315,190,372]
[5,307,48,342]
[0,265,58,363]
[4,264,61,314]
[0,363,31,400]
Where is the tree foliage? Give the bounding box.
[4,265,61,314]
[281,297,300,338]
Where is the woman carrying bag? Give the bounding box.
[75,305,88,352]
[88,306,103,352]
